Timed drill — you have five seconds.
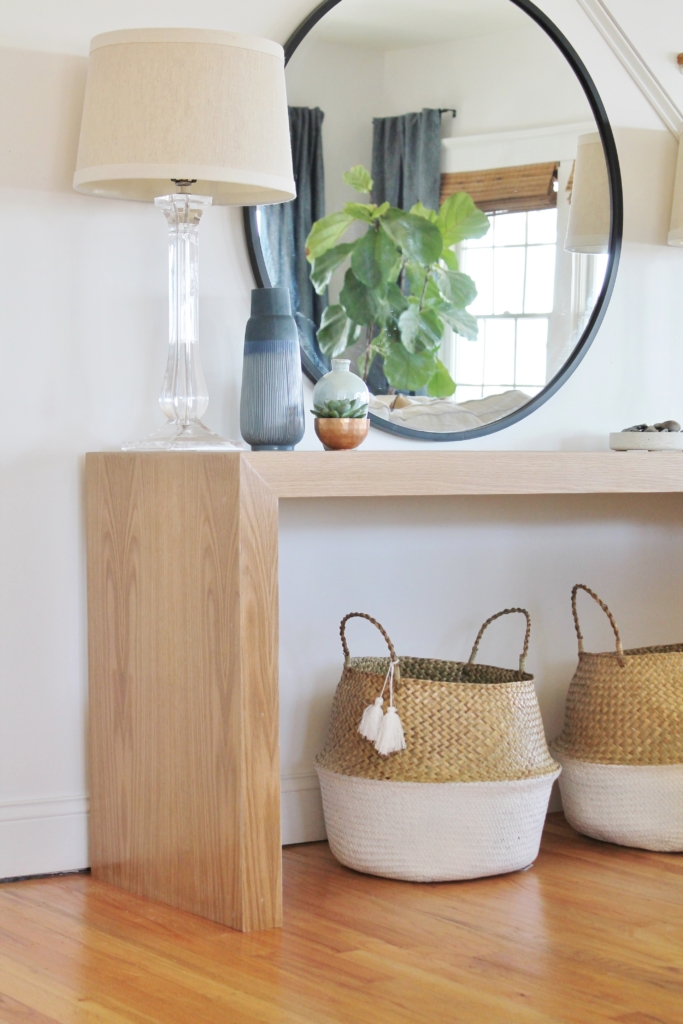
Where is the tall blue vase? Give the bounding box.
[240,288,305,451]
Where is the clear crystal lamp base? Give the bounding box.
[122,193,244,452]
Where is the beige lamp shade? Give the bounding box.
[668,133,683,245]
[565,132,610,254]
[73,28,296,205]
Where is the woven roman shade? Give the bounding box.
[440,161,559,214]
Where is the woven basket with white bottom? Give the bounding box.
[551,585,683,851]
[316,611,559,882]
[317,767,558,882]
[554,755,683,852]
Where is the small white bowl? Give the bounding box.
[609,431,683,451]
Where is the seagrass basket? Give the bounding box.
[551,584,683,851]
[315,611,559,881]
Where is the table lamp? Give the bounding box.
[669,135,683,246]
[73,28,296,450]
[565,131,610,254]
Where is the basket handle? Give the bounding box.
[571,584,625,667]
[467,608,531,675]
[340,613,398,669]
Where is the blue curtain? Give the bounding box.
[260,106,327,369]
[371,108,442,212]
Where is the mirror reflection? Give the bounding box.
[254,0,614,436]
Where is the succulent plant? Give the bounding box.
[311,397,369,419]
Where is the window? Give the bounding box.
[453,209,557,402]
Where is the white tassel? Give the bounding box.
[358,697,384,741]
[375,705,406,756]
[373,659,405,756]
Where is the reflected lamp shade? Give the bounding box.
[565,132,610,254]
[668,134,683,246]
[73,28,296,205]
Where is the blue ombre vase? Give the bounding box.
[240,288,305,451]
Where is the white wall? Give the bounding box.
[2,0,683,873]
[286,38,383,221]
[383,24,592,133]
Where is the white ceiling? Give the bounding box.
[313,0,529,50]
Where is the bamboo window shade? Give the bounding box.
[440,161,559,214]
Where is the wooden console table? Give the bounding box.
[85,450,683,931]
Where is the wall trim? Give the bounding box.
[575,0,683,136]
[0,794,89,824]
[281,771,319,794]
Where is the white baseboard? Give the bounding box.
[0,795,89,880]
[0,776,560,878]
[0,777,327,880]
[281,772,327,845]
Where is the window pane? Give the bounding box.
[455,384,483,403]
[494,212,526,246]
[524,244,555,313]
[463,248,493,315]
[483,318,515,385]
[493,247,525,314]
[516,318,548,386]
[527,208,558,244]
[455,329,485,386]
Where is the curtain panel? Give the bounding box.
[371,108,442,212]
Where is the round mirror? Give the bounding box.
[245,0,622,441]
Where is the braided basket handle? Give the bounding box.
[467,608,531,675]
[571,584,625,667]
[340,613,399,674]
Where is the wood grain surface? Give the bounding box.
[245,450,683,498]
[86,453,280,932]
[0,816,681,1023]
[85,449,683,934]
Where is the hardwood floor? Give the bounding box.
[0,815,681,1024]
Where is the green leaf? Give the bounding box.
[438,305,479,341]
[317,304,362,357]
[310,242,356,295]
[410,201,438,223]
[405,261,427,298]
[419,307,445,349]
[382,213,443,266]
[386,281,408,316]
[433,268,478,308]
[306,212,354,262]
[437,193,490,247]
[440,248,459,272]
[344,202,378,223]
[343,165,373,193]
[427,358,456,398]
[383,345,437,392]
[398,305,421,353]
[375,202,391,218]
[339,268,385,326]
[351,228,398,289]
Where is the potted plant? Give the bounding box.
[305,165,489,398]
[311,357,370,450]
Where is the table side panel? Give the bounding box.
[86,453,245,927]
[238,459,281,930]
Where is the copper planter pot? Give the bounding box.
[314,417,369,451]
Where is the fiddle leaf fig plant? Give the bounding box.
[305,165,489,396]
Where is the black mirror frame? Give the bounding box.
[243,0,623,442]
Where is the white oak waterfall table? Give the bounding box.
[85,450,683,931]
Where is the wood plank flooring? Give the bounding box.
[0,815,681,1024]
